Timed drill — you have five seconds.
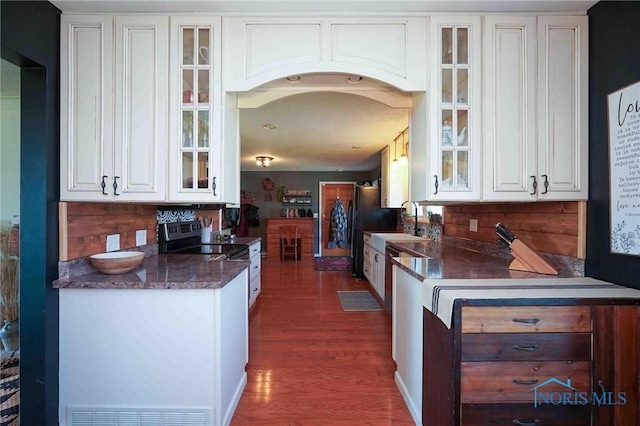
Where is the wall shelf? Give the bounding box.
[282,191,311,205]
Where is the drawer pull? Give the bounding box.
[512,420,540,426]
[512,344,540,351]
[512,379,539,386]
[512,317,540,324]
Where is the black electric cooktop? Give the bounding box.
[171,243,249,257]
[159,220,249,259]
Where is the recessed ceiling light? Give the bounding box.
[351,146,362,149]
[286,75,301,83]
[262,124,276,130]
[346,75,363,84]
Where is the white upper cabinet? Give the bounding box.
[483,15,588,201]
[168,16,229,203]
[60,15,114,201]
[411,16,482,202]
[223,17,426,91]
[482,16,537,201]
[114,16,168,202]
[60,15,168,202]
[537,16,588,201]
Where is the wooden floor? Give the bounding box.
[231,259,415,425]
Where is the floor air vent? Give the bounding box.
[67,407,211,426]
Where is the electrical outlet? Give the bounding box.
[136,230,147,246]
[469,219,478,233]
[106,234,120,252]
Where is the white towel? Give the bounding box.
[421,277,640,329]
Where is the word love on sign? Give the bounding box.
[608,80,640,256]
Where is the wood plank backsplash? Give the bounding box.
[59,202,157,261]
[444,202,586,258]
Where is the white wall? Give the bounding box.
[0,59,20,226]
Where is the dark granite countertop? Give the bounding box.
[389,241,577,281]
[53,254,250,290]
[235,237,261,245]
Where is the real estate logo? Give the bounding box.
[529,378,627,408]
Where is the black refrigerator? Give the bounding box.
[350,186,398,278]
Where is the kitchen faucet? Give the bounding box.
[401,200,420,236]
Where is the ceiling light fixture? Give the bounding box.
[399,127,409,166]
[262,124,276,130]
[256,156,274,167]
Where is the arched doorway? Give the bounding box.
[235,73,415,258]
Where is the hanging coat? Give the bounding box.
[328,199,348,249]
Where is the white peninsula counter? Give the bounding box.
[53,254,250,426]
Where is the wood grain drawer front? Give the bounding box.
[461,333,591,362]
[462,403,591,426]
[460,361,590,403]
[461,306,591,333]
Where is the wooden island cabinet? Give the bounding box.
[423,300,640,426]
[266,218,314,261]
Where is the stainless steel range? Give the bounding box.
[159,220,249,259]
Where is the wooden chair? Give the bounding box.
[279,226,300,261]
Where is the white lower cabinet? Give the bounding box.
[392,264,423,426]
[363,236,373,283]
[374,248,386,300]
[363,235,384,300]
[248,240,262,307]
[483,15,588,201]
[59,269,249,426]
[60,15,168,202]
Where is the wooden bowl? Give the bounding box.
[89,251,145,275]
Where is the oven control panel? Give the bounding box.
[161,220,203,241]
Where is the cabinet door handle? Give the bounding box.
[512,378,539,386]
[212,176,217,196]
[374,253,378,262]
[541,174,549,194]
[113,176,120,196]
[434,175,439,194]
[512,317,540,324]
[512,344,540,351]
[101,175,108,195]
[512,419,540,426]
[530,176,537,195]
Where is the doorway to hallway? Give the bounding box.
[319,182,355,257]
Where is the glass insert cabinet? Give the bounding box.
[169,17,223,202]
[428,16,481,201]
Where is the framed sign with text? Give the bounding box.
[608,80,640,256]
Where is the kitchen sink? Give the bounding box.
[370,232,424,253]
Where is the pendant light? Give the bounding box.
[399,128,409,166]
[391,138,399,169]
